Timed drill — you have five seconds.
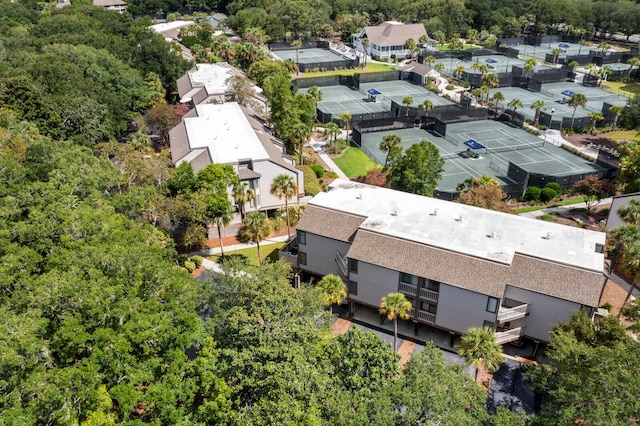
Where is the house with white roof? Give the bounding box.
[354,21,428,61]
[281,180,607,343]
[169,102,304,219]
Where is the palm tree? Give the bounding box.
[434,62,445,74]
[531,99,545,125]
[448,37,464,53]
[402,95,414,116]
[588,112,604,134]
[618,199,640,226]
[292,40,302,75]
[626,56,640,83]
[481,73,499,103]
[306,86,323,102]
[507,98,523,114]
[317,274,346,314]
[433,31,446,51]
[378,133,402,169]
[210,195,234,259]
[361,38,369,68]
[456,327,504,381]
[472,86,488,106]
[404,38,417,60]
[523,58,537,79]
[620,241,640,310]
[598,41,610,55]
[232,181,255,220]
[325,122,340,153]
[270,174,298,241]
[491,91,505,115]
[607,225,640,274]
[339,112,352,142]
[379,292,412,351]
[418,100,434,118]
[568,93,588,130]
[454,65,465,79]
[551,47,562,65]
[609,105,623,130]
[289,122,312,165]
[424,55,436,67]
[241,211,272,265]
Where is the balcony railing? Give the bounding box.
[495,327,524,344]
[419,288,439,302]
[497,304,528,323]
[417,310,436,324]
[335,252,348,278]
[399,282,417,295]
[278,238,298,266]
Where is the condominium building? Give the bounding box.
[281,180,606,343]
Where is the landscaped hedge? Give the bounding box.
[300,165,324,196]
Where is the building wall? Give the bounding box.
[504,285,584,342]
[298,232,351,277]
[252,161,301,211]
[348,261,400,308]
[435,284,498,334]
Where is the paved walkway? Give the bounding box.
[308,130,349,179]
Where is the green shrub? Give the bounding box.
[524,186,541,202]
[545,182,562,194]
[190,256,203,268]
[300,165,323,196]
[540,213,556,221]
[601,302,613,312]
[445,84,454,90]
[184,260,196,273]
[310,164,324,178]
[462,81,470,88]
[540,187,557,202]
[324,171,339,179]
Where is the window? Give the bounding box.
[486,297,499,314]
[298,230,306,245]
[595,243,604,253]
[348,280,358,296]
[400,272,418,286]
[299,252,307,265]
[421,302,437,314]
[349,259,358,274]
[426,279,440,292]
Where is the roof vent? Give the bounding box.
[430,208,439,216]
[455,214,463,222]
[355,193,362,200]
[542,232,552,240]
[487,231,497,239]
[390,209,398,216]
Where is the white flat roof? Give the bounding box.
[188,63,234,97]
[150,20,194,34]
[314,180,605,271]
[184,103,268,164]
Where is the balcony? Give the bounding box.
[279,238,298,266]
[399,282,417,296]
[335,251,348,279]
[495,327,524,344]
[497,304,528,323]
[416,310,436,324]
[419,288,439,302]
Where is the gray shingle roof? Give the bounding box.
[297,205,365,243]
[362,22,427,47]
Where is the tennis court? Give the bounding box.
[298,85,391,118]
[517,41,588,61]
[359,120,604,192]
[273,48,346,65]
[359,80,456,107]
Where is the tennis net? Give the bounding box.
[486,140,545,153]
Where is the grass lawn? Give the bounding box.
[206,242,286,266]
[298,62,394,79]
[604,130,640,143]
[515,196,587,213]
[600,81,640,97]
[332,146,377,177]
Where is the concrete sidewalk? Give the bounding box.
[308,130,350,179]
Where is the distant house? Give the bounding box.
[281,180,607,344]
[56,0,126,11]
[207,13,227,30]
[150,20,194,42]
[397,61,440,84]
[354,21,428,61]
[176,63,266,115]
[169,102,304,220]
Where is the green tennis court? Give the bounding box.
[359,120,605,192]
[298,85,390,118]
[359,80,456,107]
[273,48,346,65]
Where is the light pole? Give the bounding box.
[550,107,555,129]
